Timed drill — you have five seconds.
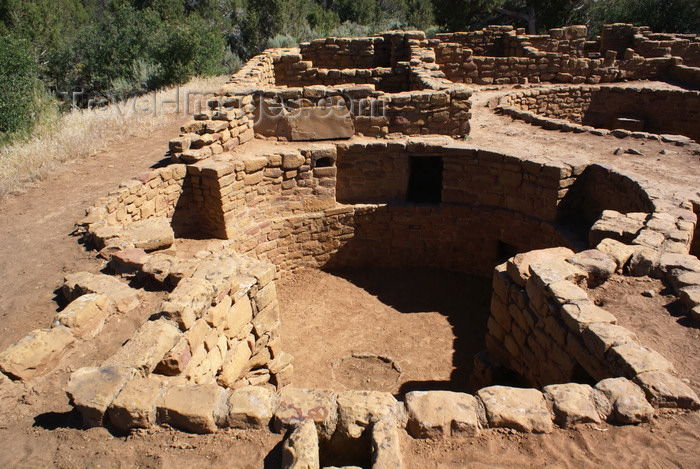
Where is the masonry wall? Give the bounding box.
[431,23,700,86]
[83,165,188,228]
[500,86,700,141]
[336,143,578,222]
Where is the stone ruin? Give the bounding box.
[1,23,700,468]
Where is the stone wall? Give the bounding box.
[252,84,471,139]
[80,165,188,229]
[498,85,700,142]
[486,244,700,410]
[431,23,700,86]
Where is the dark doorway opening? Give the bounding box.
[407,156,442,204]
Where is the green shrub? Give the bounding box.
[266,34,298,49]
[0,35,52,139]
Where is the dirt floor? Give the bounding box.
[277,267,493,393]
[0,82,698,468]
[590,274,700,396]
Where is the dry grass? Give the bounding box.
[0,75,228,197]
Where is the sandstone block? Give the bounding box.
[103,319,181,374]
[248,262,276,288]
[155,337,192,376]
[507,247,575,287]
[595,377,654,424]
[63,272,140,313]
[657,253,700,275]
[273,388,338,439]
[336,390,406,440]
[287,107,354,141]
[543,383,609,428]
[280,152,306,170]
[67,366,136,427]
[252,300,280,337]
[268,351,294,374]
[243,156,268,173]
[254,282,277,311]
[107,376,167,432]
[53,293,115,338]
[679,286,700,310]
[223,297,254,339]
[560,303,616,332]
[608,343,674,378]
[477,386,553,433]
[566,250,616,286]
[0,326,75,380]
[161,278,216,330]
[405,391,481,439]
[157,384,229,433]
[628,246,660,277]
[191,259,242,298]
[110,248,149,275]
[371,415,403,469]
[529,258,588,289]
[185,319,212,352]
[282,419,320,469]
[123,217,174,251]
[668,270,700,292]
[595,239,635,271]
[217,340,252,388]
[583,323,638,358]
[206,295,232,328]
[273,364,294,389]
[633,371,700,410]
[227,385,278,429]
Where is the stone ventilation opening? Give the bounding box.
[314,156,334,168]
[406,156,442,204]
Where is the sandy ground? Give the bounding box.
[0,82,698,467]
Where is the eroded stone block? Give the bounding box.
[67,366,136,427]
[0,326,75,380]
[108,376,168,432]
[227,385,278,429]
[157,384,229,433]
[282,419,320,469]
[273,388,338,439]
[336,390,406,440]
[477,386,553,433]
[53,293,115,338]
[595,377,654,424]
[633,371,700,409]
[543,383,609,428]
[103,319,181,373]
[405,390,481,439]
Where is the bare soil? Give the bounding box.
[0,82,698,467]
[277,267,492,393]
[590,274,700,395]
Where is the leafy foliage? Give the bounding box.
[0,35,51,137]
[0,0,698,142]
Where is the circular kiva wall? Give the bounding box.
[84,138,669,279]
[498,85,700,142]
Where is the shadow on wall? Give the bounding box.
[582,88,700,141]
[556,164,655,242]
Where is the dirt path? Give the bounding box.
[467,83,700,202]
[0,121,181,349]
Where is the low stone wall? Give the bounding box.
[252,84,471,139]
[80,165,187,229]
[486,243,700,404]
[497,85,700,142]
[431,23,700,86]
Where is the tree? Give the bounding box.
[0,35,48,136]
